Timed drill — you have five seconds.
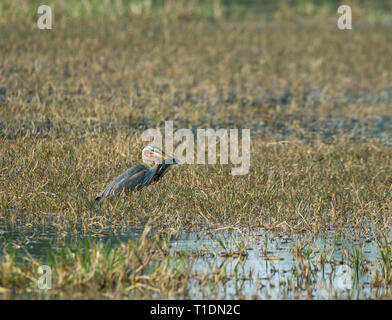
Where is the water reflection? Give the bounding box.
[0,219,389,299]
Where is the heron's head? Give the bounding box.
[142,145,178,165]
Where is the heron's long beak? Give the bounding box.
[156,149,169,160]
[162,153,181,164]
[164,157,180,165]
[152,149,181,165]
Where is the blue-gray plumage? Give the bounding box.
[95,146,178,202]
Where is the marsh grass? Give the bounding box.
[0,226,260,299]
[0,0,391,299]
[0,233,192,299]
[1,136,390,236]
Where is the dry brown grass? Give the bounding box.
[0,1,391,299]
[1,16,391,229]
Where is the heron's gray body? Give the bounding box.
[95,157,177,202]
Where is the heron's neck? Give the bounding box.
[152,162,162,175]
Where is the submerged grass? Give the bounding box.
[0,233,192,299]
[0,0,391,299]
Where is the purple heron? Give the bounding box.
[95,145,178,202]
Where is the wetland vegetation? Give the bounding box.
[0,0,391,299]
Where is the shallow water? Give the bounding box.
[172,230,388,299]
[0,219,390,299]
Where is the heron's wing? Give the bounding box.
[96,165,147,201]
[142,164,159,186]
